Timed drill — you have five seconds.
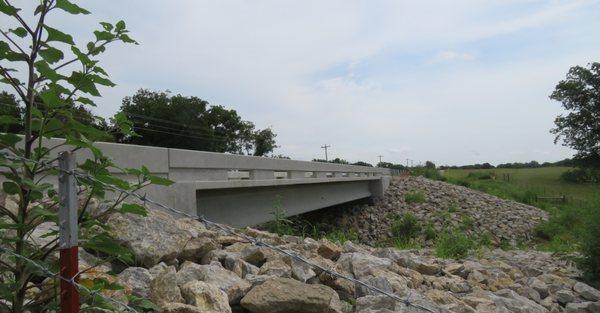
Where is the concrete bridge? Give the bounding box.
[33,139,392,227]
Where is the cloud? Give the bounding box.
[429,51,475,63]
[2,0,598,166]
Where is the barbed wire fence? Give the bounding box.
[0,152,438,313]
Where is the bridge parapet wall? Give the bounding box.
[15,138,391,226]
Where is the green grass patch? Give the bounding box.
[390,212,421,244]
[435,230,474,259]
[404,191,426,204]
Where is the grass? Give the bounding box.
[441,167,600,253]
[404,190,426,203]
[435,230,473,259]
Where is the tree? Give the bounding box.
[550,62,600,168]
[424,161,436,169]
[352,161,373,167]
[253,128,277,156]
[116,89,277,155]
[0,1,164,311]
[0,91,22,133]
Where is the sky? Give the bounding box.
[3,0,600,166]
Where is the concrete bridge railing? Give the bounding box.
[19,138,392,226]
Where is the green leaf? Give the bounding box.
[55,0,90,15]
[71,46,92,66]
[118,203,148,216]
[119,34,138,44]
[93,30,114,41]
[67,71,100,96]
[3,51,27,62]
[9,27,27,38]
[44,25,75,45]
[0,133,21,147]
[0,1,18,15]
[34,60,62,82]
[89,74,115,87]
[76,96,96,106]
[39,46,64,64]
[115,20,126,32]
[83,233,134,264]
[0,116,20,125]
[99,22,113,31]
[2,181,19,195]
[92,66,108,76]
[38,85,64,108]
[147,175,174,186]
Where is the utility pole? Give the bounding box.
[377,155,383,164]
[406,158,409,168]
[321,144,331,161]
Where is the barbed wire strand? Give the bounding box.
[0,153,438,313]
[0,246,138,313]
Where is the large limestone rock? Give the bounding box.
[156,303,202,313]
[574,282,600,301]
[107,209,191,267]
[150,267,183,307]
[240,277,343,313]
[176,262,251,304]
[117,267,152,298]
[180,281,232,313]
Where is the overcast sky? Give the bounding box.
[4,1,600,165]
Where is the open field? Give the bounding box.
[441,167,600,252]
[443,167,600,205]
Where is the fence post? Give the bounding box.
[58,151,79,313]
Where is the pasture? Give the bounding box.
[441,166,600,252]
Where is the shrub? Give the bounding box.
[405,191,426,203]
[561,168,600,183]
[466,171,495,180]
[435,230,473,259]
[580,209,600,283]
[391,212,421,243]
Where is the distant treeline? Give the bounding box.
[312,158,374,167]
[439,159,574,170]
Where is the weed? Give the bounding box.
[435,230,473,259]
[264,195,294,235]
[448,203,459,213]
[405,191,426,204]
[424,223,437,241]
[326,229,359,244]
[391,212,421,244]
[392,238,422,250]
[459,215,475,231]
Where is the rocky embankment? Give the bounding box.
[298,176,549,246]
[61,209,600,312]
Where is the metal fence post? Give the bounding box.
[58,151,79,313]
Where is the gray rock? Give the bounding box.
[150,267,183,307]
[555,289,575,305]
[240,277,343,313]
[180,281,232,313]
[574,282,600,301]
[107,209,191,267]
[117,267,152,298]
[156,303,202,313]
[175,262,251,304]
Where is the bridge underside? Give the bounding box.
[195,180,380,227]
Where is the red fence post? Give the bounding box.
[58,151,79,313]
